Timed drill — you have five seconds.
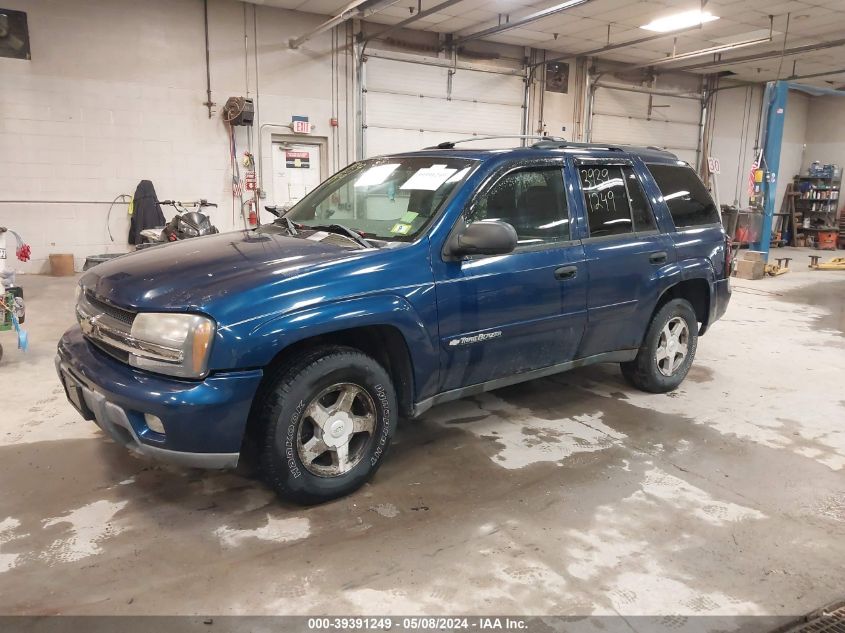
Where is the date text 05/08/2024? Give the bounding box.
[307,617,528,630]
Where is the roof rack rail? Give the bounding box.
[530,139,623,151]
[425,135,566,150]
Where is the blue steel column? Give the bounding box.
[754,80,788,258]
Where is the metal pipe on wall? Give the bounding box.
[592,81,703,100]
[202,0,214,118]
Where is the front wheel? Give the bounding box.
[258,346,397,505]
[621,298,699,393]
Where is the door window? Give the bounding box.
[579,165,656,237]
[467,167,569,246]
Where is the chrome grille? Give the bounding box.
[76,291,183,367]
[84,291,136,326]
[77,291,136,364]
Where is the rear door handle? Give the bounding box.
[649,251,668,264]
[554,265,578,281]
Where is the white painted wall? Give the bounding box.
[774,90,809,215]
[803,95,845,175]
[708,83,764,208]
[0,0,352,273]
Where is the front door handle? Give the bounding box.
[649,251,668,264]
[554,265,578,281]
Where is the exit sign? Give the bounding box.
[292,116,311,134]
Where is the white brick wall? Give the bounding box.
[0,0,353,273]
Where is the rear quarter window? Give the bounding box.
[647,164,719,228]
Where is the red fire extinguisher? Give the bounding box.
[248,199,257,226]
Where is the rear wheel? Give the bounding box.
[258,346,397,505]
[621,298,698,393]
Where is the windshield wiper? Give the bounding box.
[309,224,371,249]
[275,217,299,236]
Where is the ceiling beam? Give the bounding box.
[634,15,773,69]
[451,0,593,47]
[786,67,845,81]
[667,37,845,72]
[637,34,773,69]
[289,0,397,49]
[364,0,464,43]
[532,24,705,68]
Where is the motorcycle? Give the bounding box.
[138,199,219,249]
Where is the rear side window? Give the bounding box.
[647,164,719,228]
[578,165,656,237]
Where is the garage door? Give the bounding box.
[590,86,701,165]
[363,55,526,157]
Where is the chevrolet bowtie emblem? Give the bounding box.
[79,314,100,336]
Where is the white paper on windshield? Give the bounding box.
[400,164,457,191]
[446,167,471,183]
[306,231,330,241]
[354,163,401,188]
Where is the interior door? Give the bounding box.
[271,142,323,208]
[433,164,587,391]
[572,158,676,358]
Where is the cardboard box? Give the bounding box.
[734,259,765,280]
[742,250,767,263]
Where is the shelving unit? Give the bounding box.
[839,204,845,249]
[792,173,841,248]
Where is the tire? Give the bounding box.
[620,298,699,393]
[258,345,397,505]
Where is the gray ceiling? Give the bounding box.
[257,0,845,86]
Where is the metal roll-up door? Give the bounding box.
[362,54,526,157]
[590,85,702,164]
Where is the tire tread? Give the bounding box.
[621,299,698,394]
[258,345,393,504]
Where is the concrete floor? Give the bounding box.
[1,246,843,619]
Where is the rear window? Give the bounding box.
[647,164,719,228]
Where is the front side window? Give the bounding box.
[467,167,569,246]
[284,157,476,241]
[647,163,719,228]
[579,164,657,237]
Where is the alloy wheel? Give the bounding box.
[296,382,376,477]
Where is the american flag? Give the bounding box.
[232,179,243,197]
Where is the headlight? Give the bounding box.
[128,313,216,378]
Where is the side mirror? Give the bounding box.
[448,220,517,258]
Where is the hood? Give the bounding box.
[82,230,368,313]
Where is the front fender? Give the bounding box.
[219,293,440,399]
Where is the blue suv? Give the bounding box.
[57,140,731,504]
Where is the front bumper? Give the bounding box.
[56,326,263,469]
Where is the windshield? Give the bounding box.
[283,156,477,241]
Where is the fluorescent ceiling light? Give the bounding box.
[641,10,719,33]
